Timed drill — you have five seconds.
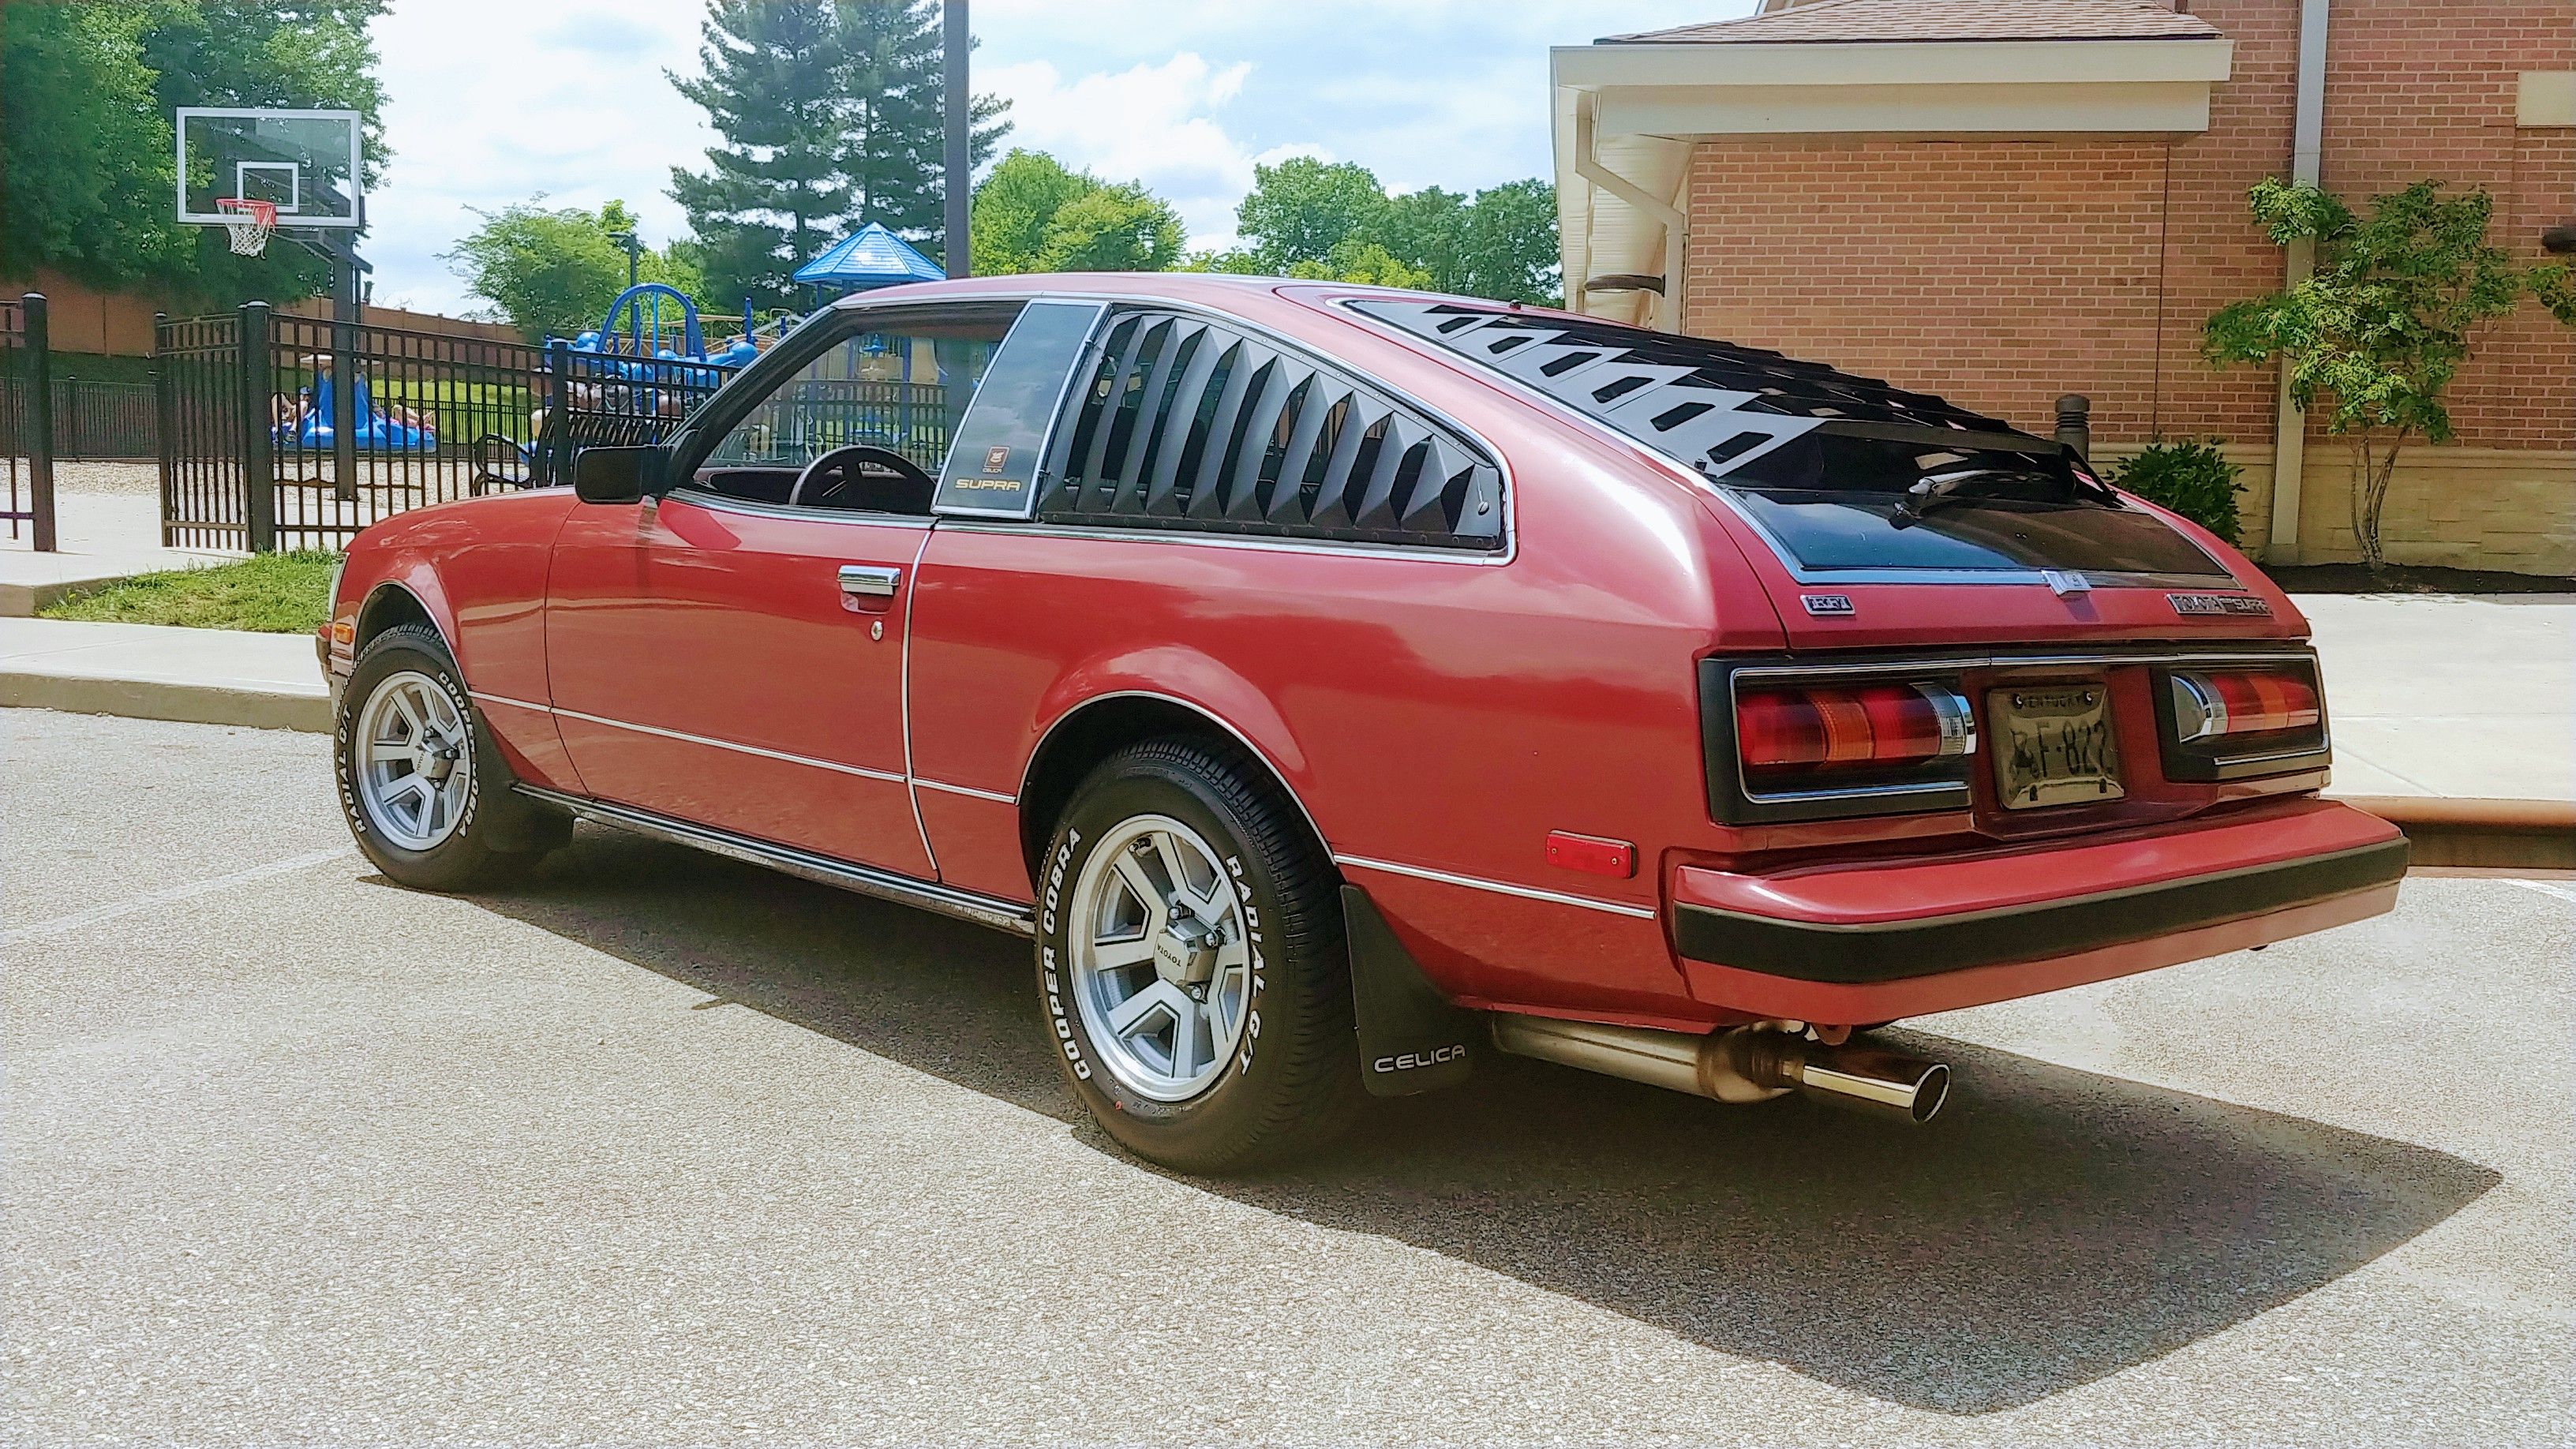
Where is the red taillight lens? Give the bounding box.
[1736,682,1973,775]
[2170,669,2321,742]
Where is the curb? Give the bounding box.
[0,672,329,734]
[2338,796,2576,875]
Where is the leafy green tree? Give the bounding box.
[2203,178,2575,567]
[670,0,1005,310]
[445,198,701,342]
[1222,159,1559,302]
[970,151,1180,274]
[1236,158,1388,271]
[1454,178,1560,305]
[1034,186,1181,272]
[0,0,388,304]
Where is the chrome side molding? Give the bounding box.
[514,784,1035,937]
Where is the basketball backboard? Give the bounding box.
[176,108,363,229]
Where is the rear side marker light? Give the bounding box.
[2170,670,2321,742]
[1735,682,1975,774]
[1545,831,1636,879]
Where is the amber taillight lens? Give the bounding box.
[1735,682,1975,784]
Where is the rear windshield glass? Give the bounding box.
[1350,298,2228,578]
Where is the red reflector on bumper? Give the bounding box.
[1545,831,1636,879]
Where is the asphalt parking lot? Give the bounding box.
[6,707,2570,1447]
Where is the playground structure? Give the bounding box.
[275,369,435,452]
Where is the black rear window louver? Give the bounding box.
[1036,312,1503,551]
[1350,299,2053,484]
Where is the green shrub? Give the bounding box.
[2107,439,2245,545]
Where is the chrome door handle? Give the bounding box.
[837,564,903,597]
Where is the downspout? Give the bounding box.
[2265,0,2331,564]
[1574,92,1690,332]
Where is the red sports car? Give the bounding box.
[321,275,2406,1171]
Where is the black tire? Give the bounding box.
[335,622,571,891]
[1036,738,1362,1173]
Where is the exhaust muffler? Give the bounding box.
[1488,1014,1950,1124]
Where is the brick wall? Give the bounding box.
[1683,135,2172,440]
[1676,0,2574,571]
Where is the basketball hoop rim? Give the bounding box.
[215,197,279,256]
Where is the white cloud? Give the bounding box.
[983,53,1270,249]
[356,1,1748,316]
[365,0,711,316]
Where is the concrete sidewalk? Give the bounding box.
[0,593,2567,798]
[0,474,238,616]
[2301,593,2574,802]
[0,616,325,732]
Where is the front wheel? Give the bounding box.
[1037,739,1361,1173]
[335,622,569,891]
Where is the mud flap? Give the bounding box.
[1342,884,1477,1098]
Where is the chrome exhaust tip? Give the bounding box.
[1488,1015,1950,1125]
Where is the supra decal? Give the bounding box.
[2169,593,2273,617]
[1372,1044,1468,1074]
[1801,593,1855,617]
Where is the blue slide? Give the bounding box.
[277,373,436,452]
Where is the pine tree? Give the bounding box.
[668,1,855,312]
[669,0,1007,311]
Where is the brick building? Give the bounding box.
[1552,0,2576,573]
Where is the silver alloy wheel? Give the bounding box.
[1067,813,1254,1103]
[354,669,474,852]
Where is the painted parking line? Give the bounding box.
[4,846,353,945]
[2504,878,2576,905]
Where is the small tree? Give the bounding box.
[2203,178,2574,567]
[445,198,699,342]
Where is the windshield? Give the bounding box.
[1350,298,2230,579]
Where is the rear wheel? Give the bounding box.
[1036,739,1361,1173]
[335,622,569,891]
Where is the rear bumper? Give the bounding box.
[1672,799,2407,1022]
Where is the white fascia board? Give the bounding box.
[1600,79,2215,136]
[1550,37,2233,90]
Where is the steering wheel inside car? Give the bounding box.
[787,445,938,511]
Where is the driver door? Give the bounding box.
[545,307,1009,877]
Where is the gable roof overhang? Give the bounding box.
[1551,27,2233,327]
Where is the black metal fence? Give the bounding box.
[2,294,61,550]
[157,301,736,552]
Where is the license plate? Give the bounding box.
[1989,683,2124,809]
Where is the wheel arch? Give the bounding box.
[1016,691,1331,886]
[352,569,459,661]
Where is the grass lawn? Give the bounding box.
[40,551,339,634]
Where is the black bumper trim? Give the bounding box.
[1674,837,2409,984]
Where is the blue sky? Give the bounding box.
[366,0,1745,316]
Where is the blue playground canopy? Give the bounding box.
[793,223,945,292]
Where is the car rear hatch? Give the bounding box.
[1339,294,2301,651]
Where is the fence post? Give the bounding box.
[153,313,173,547]
[546,339,573,489]
[240,300,276,552]
[332,259,359,504]
[21,293,56,552]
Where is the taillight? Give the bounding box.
[2157,661,2331,781]
[1735,681,1974,781]
[2169,670,2320,742]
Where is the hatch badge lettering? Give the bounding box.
[2168,593,2272,617]
[1801,593,1855,617]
